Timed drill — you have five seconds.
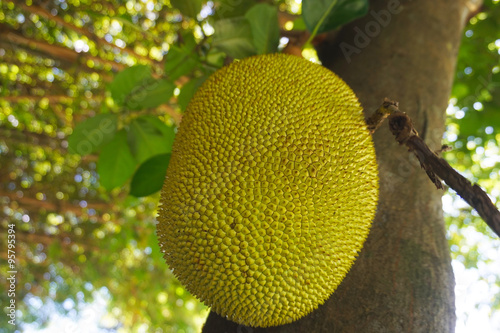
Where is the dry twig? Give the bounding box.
[368,99,500,238]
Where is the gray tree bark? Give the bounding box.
[203,0,476,331]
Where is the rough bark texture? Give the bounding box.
[203,0,473,331]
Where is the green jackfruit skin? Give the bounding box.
[157,54,379,327]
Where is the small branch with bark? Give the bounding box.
[367,98,500,238]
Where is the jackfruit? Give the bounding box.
[157,53,378,327]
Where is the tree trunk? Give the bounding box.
[203,0,474,331]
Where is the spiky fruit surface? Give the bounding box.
[157,54,378,327]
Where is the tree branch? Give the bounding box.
[0,23,127,72]
[0,190,113,216]
[20,3,158,65]
[368,99,500,238]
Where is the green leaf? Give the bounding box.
[292,17,307,31]
[213,17,257,59]
[245,4,280,54]
[108,65,174,110]
[140,115,176,143]
[181,31,198,49]
[170,0,202,18]
[68,113,118,155]
[108,65,151,105]
[206,49,226,68]
[164,45,200,81]
[177,76,207,111]
[127,116,176,164]
[97,129,136,190]
[130,153,171,197]
[126,78,176,110]
[213,0,258,19]
[302,0,369,34]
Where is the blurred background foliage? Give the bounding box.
[0,0,499,332]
